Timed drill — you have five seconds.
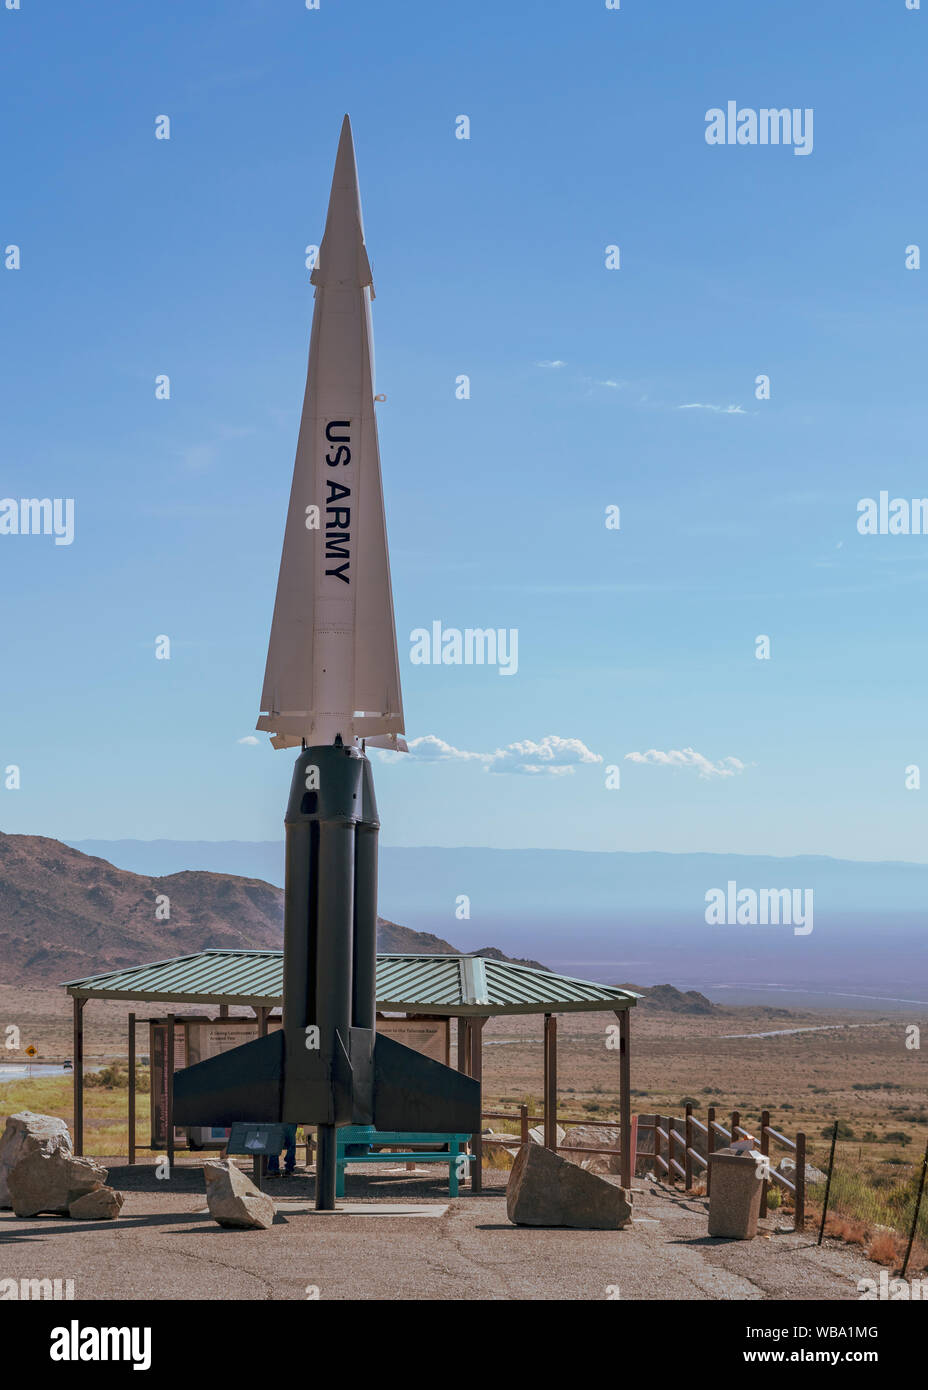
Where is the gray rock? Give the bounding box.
[506,1142,632,1229]
[204,1161,276,1230]
[778,1156,827,1185]
[69,1186,125,1220]
[8,1149,107,1218]
[528,1123,566,1148]
[562,1124,622,1175]
[0,1112,72,1209]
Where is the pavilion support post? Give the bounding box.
[165,1013,175,1173]
[254,1007,269,1185]
[128,1012,136,1166]
[615,1009,632,1187]
[457,1016,471,1074]
[72,997,85,1155]
[543,1013,558,1151]
[469,1017,487,1193]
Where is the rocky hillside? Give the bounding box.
[619,983,721,1015]
[0,833,527,986]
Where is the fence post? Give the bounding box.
[817,1119,839,1246]
[520,1104,529,1148]
[684,1103,693,1190]
[760,1109,770,1217]
[664,1117,674,1187]
[901,1137,928,1279]
[707,1106,715,1196]
[655,1115,663,1181]
[795,1131,806,1232]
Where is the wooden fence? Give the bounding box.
[482,1103,807,1231]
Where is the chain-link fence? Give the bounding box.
[805,1130,928,1275]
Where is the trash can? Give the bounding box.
[707,1143,764,1239]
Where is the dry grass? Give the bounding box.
[867,1230,900,1266]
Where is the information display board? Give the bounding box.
[376,1014,450,1065]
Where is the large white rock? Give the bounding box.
[204,1161,276,1230]
[528,1123,566,1149]
[8,1149,107,1218]
[778,1156,827,1186]
[0,1112,73,1210]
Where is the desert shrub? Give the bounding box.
[867,1231,899,1266]
[820,1120,854,1140]
[84,1064,150,1092]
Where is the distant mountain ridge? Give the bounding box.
[65,840,928,994]
[0,834,542,987]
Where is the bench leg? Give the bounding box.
[448,1143,459,1198]
[335,1161,345,1199]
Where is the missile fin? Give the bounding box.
[172,1031,284,1127]
[372,1033,482,1133]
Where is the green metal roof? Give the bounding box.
[63,950,639,1016]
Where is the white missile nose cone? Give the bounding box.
[333,114,357,186]
[312,115,372,290]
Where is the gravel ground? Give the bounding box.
[0,1161,883,1302]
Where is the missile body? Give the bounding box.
[174,118,480,1209]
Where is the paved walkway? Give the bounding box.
[0,1164,880,1301]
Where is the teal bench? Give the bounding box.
[335,1125,475,1197]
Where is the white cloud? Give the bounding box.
[378,733,602,777]
[536,359,567,369]
[677,403,746,415]
[487,735,602,776]
[404,735,489,763]
[624,747,746,779]
[237,735,260,746]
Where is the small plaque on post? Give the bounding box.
[226,1122,289,1156]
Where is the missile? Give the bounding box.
[173,117,480,1209]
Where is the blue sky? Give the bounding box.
[2,1,927,860]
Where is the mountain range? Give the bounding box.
[0,833,541,987]
[65,840,928,999]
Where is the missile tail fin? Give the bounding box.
[372,1033,482,1133]
[172,1032,284,1127]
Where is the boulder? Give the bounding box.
[69,1186,124,1220]
[506,1142,632,1229]
[528,1123,566,1149]
[778,1156,827,1186]
[203,1161,276,1230]
[0,1112,72,1209]
[562,1124,622,1175]
[8,1149,107,1218]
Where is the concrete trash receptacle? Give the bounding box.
[707,1147,764,1239]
